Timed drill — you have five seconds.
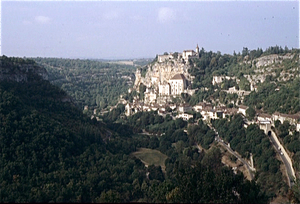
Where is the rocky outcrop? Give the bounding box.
[0,56,48,82]
[243,53,297,84]
[134,58,191,89]
[255,53,294,68]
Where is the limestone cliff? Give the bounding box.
[0,56,48,82]
[134,57,192,89]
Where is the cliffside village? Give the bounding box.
[120,45,300,132]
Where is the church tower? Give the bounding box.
[196,44,199,55]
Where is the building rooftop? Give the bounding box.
[273,112,300,120]
[258,113,272,118]
[238,105,249,109]
[170,74,186,80]
[183,50,195,53]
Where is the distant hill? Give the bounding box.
[32,57,136,111]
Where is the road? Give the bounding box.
[268,130,295,187]
[217,138,254,180]
[207,123,255,180]
[244,119,295,187]
[215,136,255,180]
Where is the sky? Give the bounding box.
[1,0,299,59]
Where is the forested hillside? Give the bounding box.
[212,115,288,198]
[32,57,136,111]
[0,56,270,202]
[187,46,299,114]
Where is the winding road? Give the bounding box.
[207,123,255,180]
[217,138,254,180]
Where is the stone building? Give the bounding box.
[159,83,171,96]
[169,74,187,95]
[182,44,199,61]
[238,105,249,116]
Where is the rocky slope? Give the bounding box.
[0,56,48,82]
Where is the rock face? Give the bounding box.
[0,56,48,82]
[134,58,192,90]
[255,53,294,68]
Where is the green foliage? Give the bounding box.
[246,106,256,120]
[239,76,251,91]
[166,149,268,203]
[212,115,288,198]
[3,46,299,202]
[140,67,147,77]
[187,47,299,113]
[139,83,147,100]
[32,57,135,111]
[0,58,148,202]
[244,78,300,114]
[187,121,215,149]
[275,122,300,160]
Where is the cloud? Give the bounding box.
[157,7,176,24]
[35,15,51,24]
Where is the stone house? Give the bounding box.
[169,74,187,95]
[159,83,171,96]
[238,105,249,116]
[176,113,194,121]
[178,104,192,113]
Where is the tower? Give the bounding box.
[196,44,199,55]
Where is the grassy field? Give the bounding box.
[132,148,168,172]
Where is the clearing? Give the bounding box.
[132,148,168,172]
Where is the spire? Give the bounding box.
[196,43,199,54]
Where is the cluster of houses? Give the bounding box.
[125,100,240,122]
[125,101,300,132]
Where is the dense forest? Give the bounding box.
[32,57,136,111]
[212,115,288,198]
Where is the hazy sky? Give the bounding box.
[2,1,299,59]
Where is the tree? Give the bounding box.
[165,114,172,122]
[98,190,122,203]
[242,47,249,57]
[167,159,268,203]
[246,106,256,120]
[139,84,147,100]
[175,118,186,129]
[148,165,164,181]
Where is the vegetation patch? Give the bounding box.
[132,148,168,171]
